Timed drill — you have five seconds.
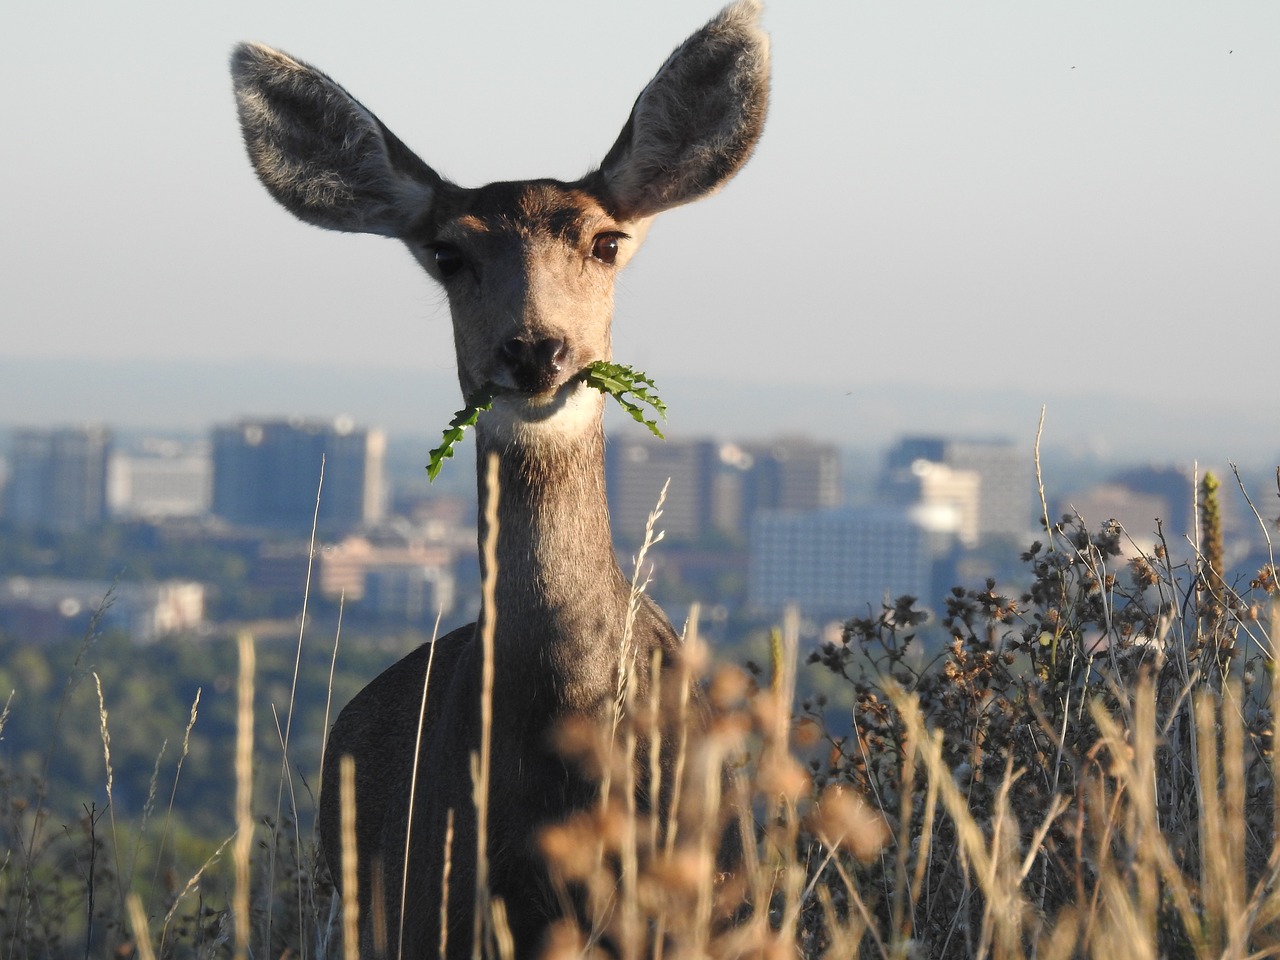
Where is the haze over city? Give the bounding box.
[3,1,1277,467]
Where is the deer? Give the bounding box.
[230,2,768,956]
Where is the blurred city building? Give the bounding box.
[883,460,982,553]
[211,417,385,534]
[748,506,929,618]
[1106,464,1198,543]
[882,436,1032,544]
[1057,483,1169,555]
[718,438,842,533]
[4,426,111,530]
[0,577,204,643]
[607,436,842,544]
[607,437,719,542]
[108,438,212,520]
[319,533,456,621]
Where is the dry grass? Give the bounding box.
[2,467,1278,959]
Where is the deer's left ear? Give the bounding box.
[595,0,770,220]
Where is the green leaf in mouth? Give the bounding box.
[425,362,667,481]
[425,385,498,481]
[579,361,667,441]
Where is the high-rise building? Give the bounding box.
[882,460,981,551]
[606,437,718,542]
[748,506,930,618]
[883,436,1032,544]
[608,436,843,544]
[731,438,842,514]
[5,426,111,530]
[212,417,385,534]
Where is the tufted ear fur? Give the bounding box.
[596,0,770,220]
[230,43,443,237]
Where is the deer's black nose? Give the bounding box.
[500,337,571,393]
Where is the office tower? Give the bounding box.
[883,436,1032,544]
[882,460,981,551]
[212,417,385,534]
[606,437,718,542]
[5,426,111,530]
[735,438,842,513]
[748,506,929,618]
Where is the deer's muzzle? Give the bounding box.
[499,337,573,394]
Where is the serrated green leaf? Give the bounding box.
[424,362,667,481]
[581,361,668,439]
[426,388,497,481]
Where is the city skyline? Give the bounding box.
[3,2,1277,471]
[3,421,1270,638]
[2,355,1276,471]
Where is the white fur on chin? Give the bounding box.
[480,381,605,447]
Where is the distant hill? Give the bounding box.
[2,356,1272,467]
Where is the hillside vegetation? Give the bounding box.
[0,470,1277,958]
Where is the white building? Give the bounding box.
[108,441,212,519]
[886,461,982,552]
[883,437,1032,544]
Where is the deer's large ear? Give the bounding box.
[230,43,443,237]
[596,0,770,220]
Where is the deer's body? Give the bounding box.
[322,426,682,954]
[231,4,768,956]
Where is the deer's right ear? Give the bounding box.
[596,0,770,220]
[230,43,442,238]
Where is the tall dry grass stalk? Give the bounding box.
[6,590,109,954]
[1078,678,1278,958]
[321,591,346,783]
[269,455,326,950]
[157,834,234,952]
[597,478,667,958]
[153,686,201,889]
[853,671,1280,960]
[441,809,455,960]
[612,479,669,742]
[233,630,256,960]
[472,451,502,960]
[340,754,360,960]
[125,891,158,960]
[537,598,863,960]
[398,611,440,960]
[92,671,125,922]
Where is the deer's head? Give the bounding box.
[231,1,769,446]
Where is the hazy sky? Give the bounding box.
[3,1,1277,461]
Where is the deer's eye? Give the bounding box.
[432,245,465,279]
[590,233,625,265]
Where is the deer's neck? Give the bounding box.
[473,419,631,714]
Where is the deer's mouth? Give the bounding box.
[490,376,592,420]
